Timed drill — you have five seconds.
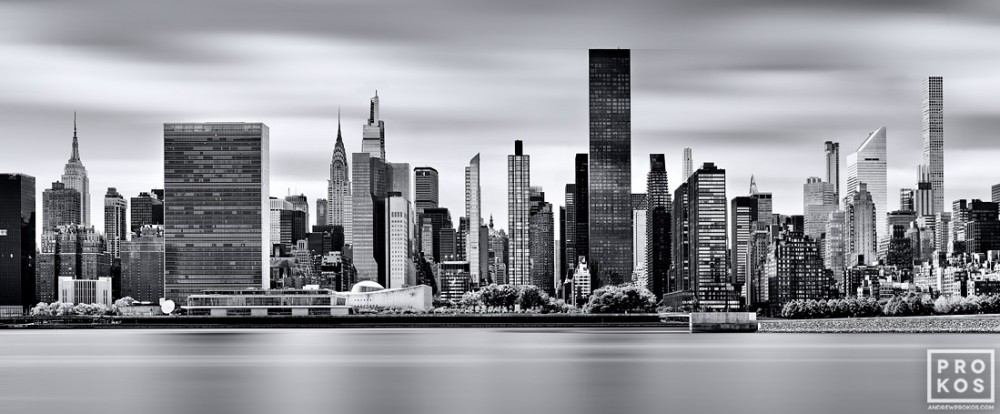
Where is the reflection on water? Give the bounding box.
[0,328,998,414]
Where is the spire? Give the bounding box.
[336,107,342,141]
[69,112,81,163]
[749,175,758,195]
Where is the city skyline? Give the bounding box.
[2,2,1000,238]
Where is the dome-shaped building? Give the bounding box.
[351,281,385,293]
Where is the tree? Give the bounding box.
[583,284,658,314]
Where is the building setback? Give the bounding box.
[0,174,36,315]
[163,122,270,305]
[588,48,633,287]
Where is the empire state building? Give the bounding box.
[61,113,91,226]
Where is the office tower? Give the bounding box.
[285,194,309,237]
[61,113,91,227]
[37,225,111,302]
[803,177,838,240]
[574,154,589,263]
[439,227,457,260]
[824,141,840,201]
[121,225,164,302]
[386,192,412,289]
[588,48,633,287]
[899,189,915,212]
[130,191,163,234]
[846,126,888,242]
[414,167,439,214]
[670,183,690,294]
[563,184,577,281]
[103,188,127,259]
[352,152,388,285]
[993,184,1000,204]
[824,211,846,285]
[764,231,828,310]
[328,114,351,228]
[646,154,671,298]
[422,207,453,262]
[42,181,81,231]
[163,122,270,304]
[0,174,36,315]
[269,197,292,253]
[935,212,952,254]
[684,164,730,310]
[749,176,774,225]
[465,154,484,284]
[915,165,934,218]
[846,183,878,267]
[631,193,648,290]
[923,77,945,214]
[966,200,1000,255]
[682,148,694,181]
[508,140,531,286]
[731,196,758,302]
[315,198,328,228]
[529,201,555,295]
[362,92,386,159]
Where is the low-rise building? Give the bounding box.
[58,276,112,306]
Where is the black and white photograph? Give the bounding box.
[2,1,1000,413]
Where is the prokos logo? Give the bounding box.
[928,349,995,404]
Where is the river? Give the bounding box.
[0,328,997,414]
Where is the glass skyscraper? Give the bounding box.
[846,126,887,243]
[163,122,270,304]
[588,48,632,287]
[0,174,35,315]
[646,154,670,298]
[414,167,439,214]
[507,140,530,286]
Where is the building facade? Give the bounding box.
[465,154,484,284]
[104,187,127,259]
[508,140,531,286]
[0,174,36,315]
[42,181,81,231]
[923,76,945,215]
[121,226,165,303]
[846,183,878,267]
[130,191,163,234]
[825,141,840,202]
[846,126,888,243]
[163,122,270,304]
[61,114,91,227]
[646,154,671,298]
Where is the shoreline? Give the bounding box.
[759,314,1000,333]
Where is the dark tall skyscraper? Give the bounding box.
[588,48,632,287]
[529,201,555,296]
[646,154,670,298]
[563,184,577,281]
[42,181,81,231]
[966,199,1000,255]
[670,183,690,294]
[824,141,840,201]
[104,187,127,259]
[285,193,309,237]
[130,191,164,234]
[574,153,589,265]
[686,163,730,310]
[352,152,388,285]
[730,196,758,302]
[415,167,439,214]
[0,174,36,315]
[163,122,270,304]
[121,225,164,303]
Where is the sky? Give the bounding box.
[2,0,1000,237]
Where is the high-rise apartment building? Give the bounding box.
[61,114,91,227]
[37,225,110,303]
[923,77,945,214]
[682,148,693,181]
[386,192,413,289]
[631,193,648,290]
[574,154,589,264]
[563,184,577,281]
[588,48,633,287]
[42,181,81,231]
[529,202,555,295]
[103,188,127,260]
[685,163,731,310]
[731,196,758,301]
[163,122,270,304]
[825,141,840,201]
[846,126,888,243]
[824,210,847,287]
[508,140,531,286]
[646,154,670,298]
[465,154,484,284]
[0,174,36,315]
[121,225,164,303]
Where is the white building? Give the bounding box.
[386,193,413,289]
[58,276,112,306]
[466,154,484,285]
[846,126,887,243]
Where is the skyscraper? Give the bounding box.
[103,188,127,259]
[923,76,944,214]
[682,148,694,181]
[121,225,164,303]
[529,201,555,295]
[386,192,413,289]
[646,154,671,298]
[846,126,888,243]
[899,188,915,212]
[803,177,838,240]
[966,200,1000,255]
[362,92,386,159]
[285,194,309,237]
[42,181,81,231]
[414,167,439,214]
[631,193,648,290]
[61,113,91,227]
[731,196,758,302]
[992,184,1000,204]
[574,154,589,264]
[37,225,110,303]
[163,122,270,304]
[670,183,690,294]
[0,174,36,315]
[508,140,530,286]
[824,210,847,287]
[750,176,774,226]
[686,163,730,310]
[352,152,388,285]
[588,48,632,287]
[130,191,163,234]
[915,165,934,218]
[824,141,840,201]
[327,113,351,228]
[315,198,327,228]
[846,183,878,267]
[563,184,577,281]
[465,154,484,284]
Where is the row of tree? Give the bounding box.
[439,283,660,314]
[29,297,138,317]
[780,293,1000,319]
